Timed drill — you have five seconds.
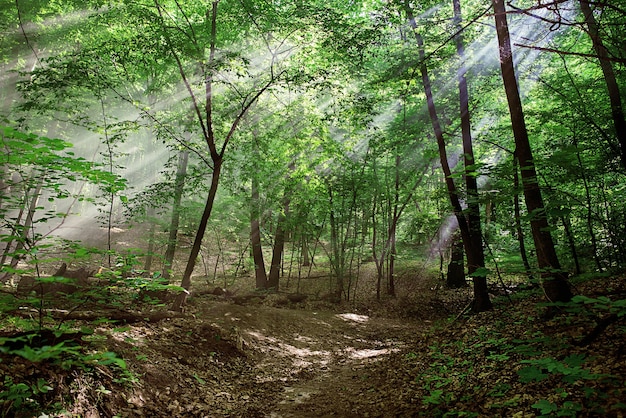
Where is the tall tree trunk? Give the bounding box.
[493,0,572,303]
[329,186,345,299]
[387,154,400,297]
[268,162,295,291]
[163,0,274,310]
[453,0,490,310]
[388,228,396,296]
[447,231,466,288]
[163,150,189,280]
[579,0,626,170]
[301,235,310,267]
[172,157,222,311]
[561,214,581,275]
[575,149,603,271]
[143,207,157,273]
[267,198,289,291]
[405,0,491,311]
[251,175,267,289]
[513,155,534,281]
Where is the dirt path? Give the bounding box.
[102,298,430,417]
[194,300,426,417]
[264,311,419,418]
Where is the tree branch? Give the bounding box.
[514,43,626,64]
[154,0,210,144]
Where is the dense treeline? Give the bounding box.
[1,0,625,308]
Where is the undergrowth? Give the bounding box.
[404,273,626,417]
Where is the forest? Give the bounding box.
[0,0,625,416]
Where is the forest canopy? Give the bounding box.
[0,1,625,415]
[2,0,624,305]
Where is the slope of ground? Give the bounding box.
[1,269,625,417]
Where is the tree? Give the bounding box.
[578,0,626,171]
[492,0,572,303]
[404,0,492,311]
[452,0,489,305]
[250,157,267,289]
[162,149,189,280]
[149,0,283,311]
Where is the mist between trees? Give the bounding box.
[1,1,626,416]
[2,0,624,309]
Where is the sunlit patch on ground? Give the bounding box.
[336,313,369,323]
[103,324,151,346]
[343,346,401,360]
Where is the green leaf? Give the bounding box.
[192,373,206,385]
[517,366,548,383]
[532,399,558,415]
[562,353,586,368]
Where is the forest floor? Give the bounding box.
[1,264,626,417]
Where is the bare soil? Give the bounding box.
[2,266,625,417]
[1,262,451,417]
[91,270,450,418]
[111,299,432,417]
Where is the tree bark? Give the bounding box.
[267,198,289,291]
[162,150,189,280]
[0,178,42,279]
[447,231,466,288]
[493,0,572,303]
[453,0,490,310]
[329,186,345,298]
[162,0,275,310]
[576,149,603,271]
[561,214,581,275]
[251,175,267,289]
[405,0,491,311]
[143,207,156,273]
[171,157,222,311]
[513,155,534,281]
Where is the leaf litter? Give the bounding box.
[1,271,625,417]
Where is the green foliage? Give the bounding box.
[518,354,612,384]
[569,295,626,318]
[0,331,127,371]
[0,376,52,415]
[532,399,583,418]
[0,125,124,191]
[0,329,132,416]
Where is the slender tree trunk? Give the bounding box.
[163,150,189,280]
[1,178,42,278]
[579,0,626,170]
[575,149,603,271]
[447,231,466,288]
[561,214,581,275]
[405,0,491,311]
[0,167,7,213]
[268,162,295,290]
[172,158,222,311]
[329,187,344,299]
[268,198,289,291]
[143,207,156,273]
[493,0,572,303]
[513,155,534,280]
[251,176,267,289]
[453,0,490,310]
[163,0,274,309]
[387,153,401,297]
[301,235,310,267]
[0,188,26,271]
